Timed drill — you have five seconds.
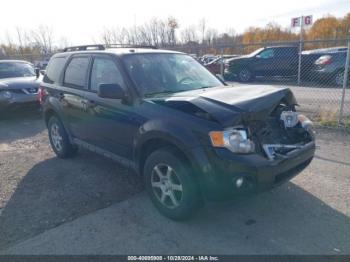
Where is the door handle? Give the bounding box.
[81,100,96,109]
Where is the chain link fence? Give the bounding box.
[171,39,350,126]
[1,39,349,126]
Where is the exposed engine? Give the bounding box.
[248,104,314,160]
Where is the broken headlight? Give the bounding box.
[280,111,314,132]
[209,129,255,153]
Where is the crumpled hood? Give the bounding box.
[151,85,297,126]
[0,76,41,90]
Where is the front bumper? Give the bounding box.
[191,141,315,201]
[0,91,39,108]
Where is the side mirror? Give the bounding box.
[98,83,125,99]
[35,68,40,78]
[255,55,261,59]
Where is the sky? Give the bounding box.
[0,0,349,45]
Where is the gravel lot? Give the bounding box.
[0,109,350,254]
[0,110,143,250]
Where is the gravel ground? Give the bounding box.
[0,110,350,254]
[0,111,143,250]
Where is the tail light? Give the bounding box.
[38,86,46,104]
[315,55,333,65]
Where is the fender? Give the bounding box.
[133,119,209,175]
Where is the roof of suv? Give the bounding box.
[54,45,183,57]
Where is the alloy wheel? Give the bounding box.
[151,163,183,209]
[50,123,63,152]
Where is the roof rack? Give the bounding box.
[62,44,157,52]
[63,45,105,52]
[106,44,157,49]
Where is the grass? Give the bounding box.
[312,108,350,128]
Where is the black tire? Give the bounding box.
[143,148,202,221]
[238,68,254,82]
[48,116,78,158]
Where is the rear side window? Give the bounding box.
[43,57,66,84]
[64,57,90,88]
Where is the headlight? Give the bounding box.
[1,91,12,99]
[209,129,255,153]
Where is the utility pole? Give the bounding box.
[297,15,304,86]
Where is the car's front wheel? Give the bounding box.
[48,116,77,158]
[238,68,254,82]
[334,70,348,87]
[143,148,202,220]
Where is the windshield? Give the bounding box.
[249,48,264,57]
[0,62,35,79]
[122,53,223,97]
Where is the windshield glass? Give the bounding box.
[249,48,264,57]
[122,53,222,97]
[0,62,35,79]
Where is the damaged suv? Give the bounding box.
[40,45,315,220]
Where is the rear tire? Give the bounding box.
[143,148,202,221]
[48,116,78,158]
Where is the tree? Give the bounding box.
[29,25,54,55]
[307,15,340,40]
[198,18,207,44]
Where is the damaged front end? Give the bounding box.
[246,103,315,161]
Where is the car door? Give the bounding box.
[253,48,276,76]
[60,55,92,140]
[81,54,143,160]
[275,47,298,76]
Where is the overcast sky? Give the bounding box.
[0,0,349,45]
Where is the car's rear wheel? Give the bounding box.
[143,148,202,220]
[238,68,253,82]
[48,116,77,158]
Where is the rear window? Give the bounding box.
[43,57,66,84]
[63,57,90,88]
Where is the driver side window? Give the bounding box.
[90,57,125,92]
[259,49,275,59]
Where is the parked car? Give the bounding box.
[0,60,41,109]
[199,55,217,65]
[40,45,315,220]
[225,46,299,82]
[300,46,348,80]
[312,51,349,86]
[205,55,239,75]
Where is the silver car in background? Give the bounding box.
[0,60,41,109]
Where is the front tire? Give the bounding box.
[143,148,202,220]
[334,70,345,87]
[48,116,78,158]
[238,68,254,82]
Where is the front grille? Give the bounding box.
[248,118,312,159]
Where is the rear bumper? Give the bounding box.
[190,141,315,201]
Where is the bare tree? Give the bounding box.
[30,25,54,55]
[180,26,198,44]
[167,17,179,45]
[15,27,28,57]
[205,28,218,46]
[198,18,207,44]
